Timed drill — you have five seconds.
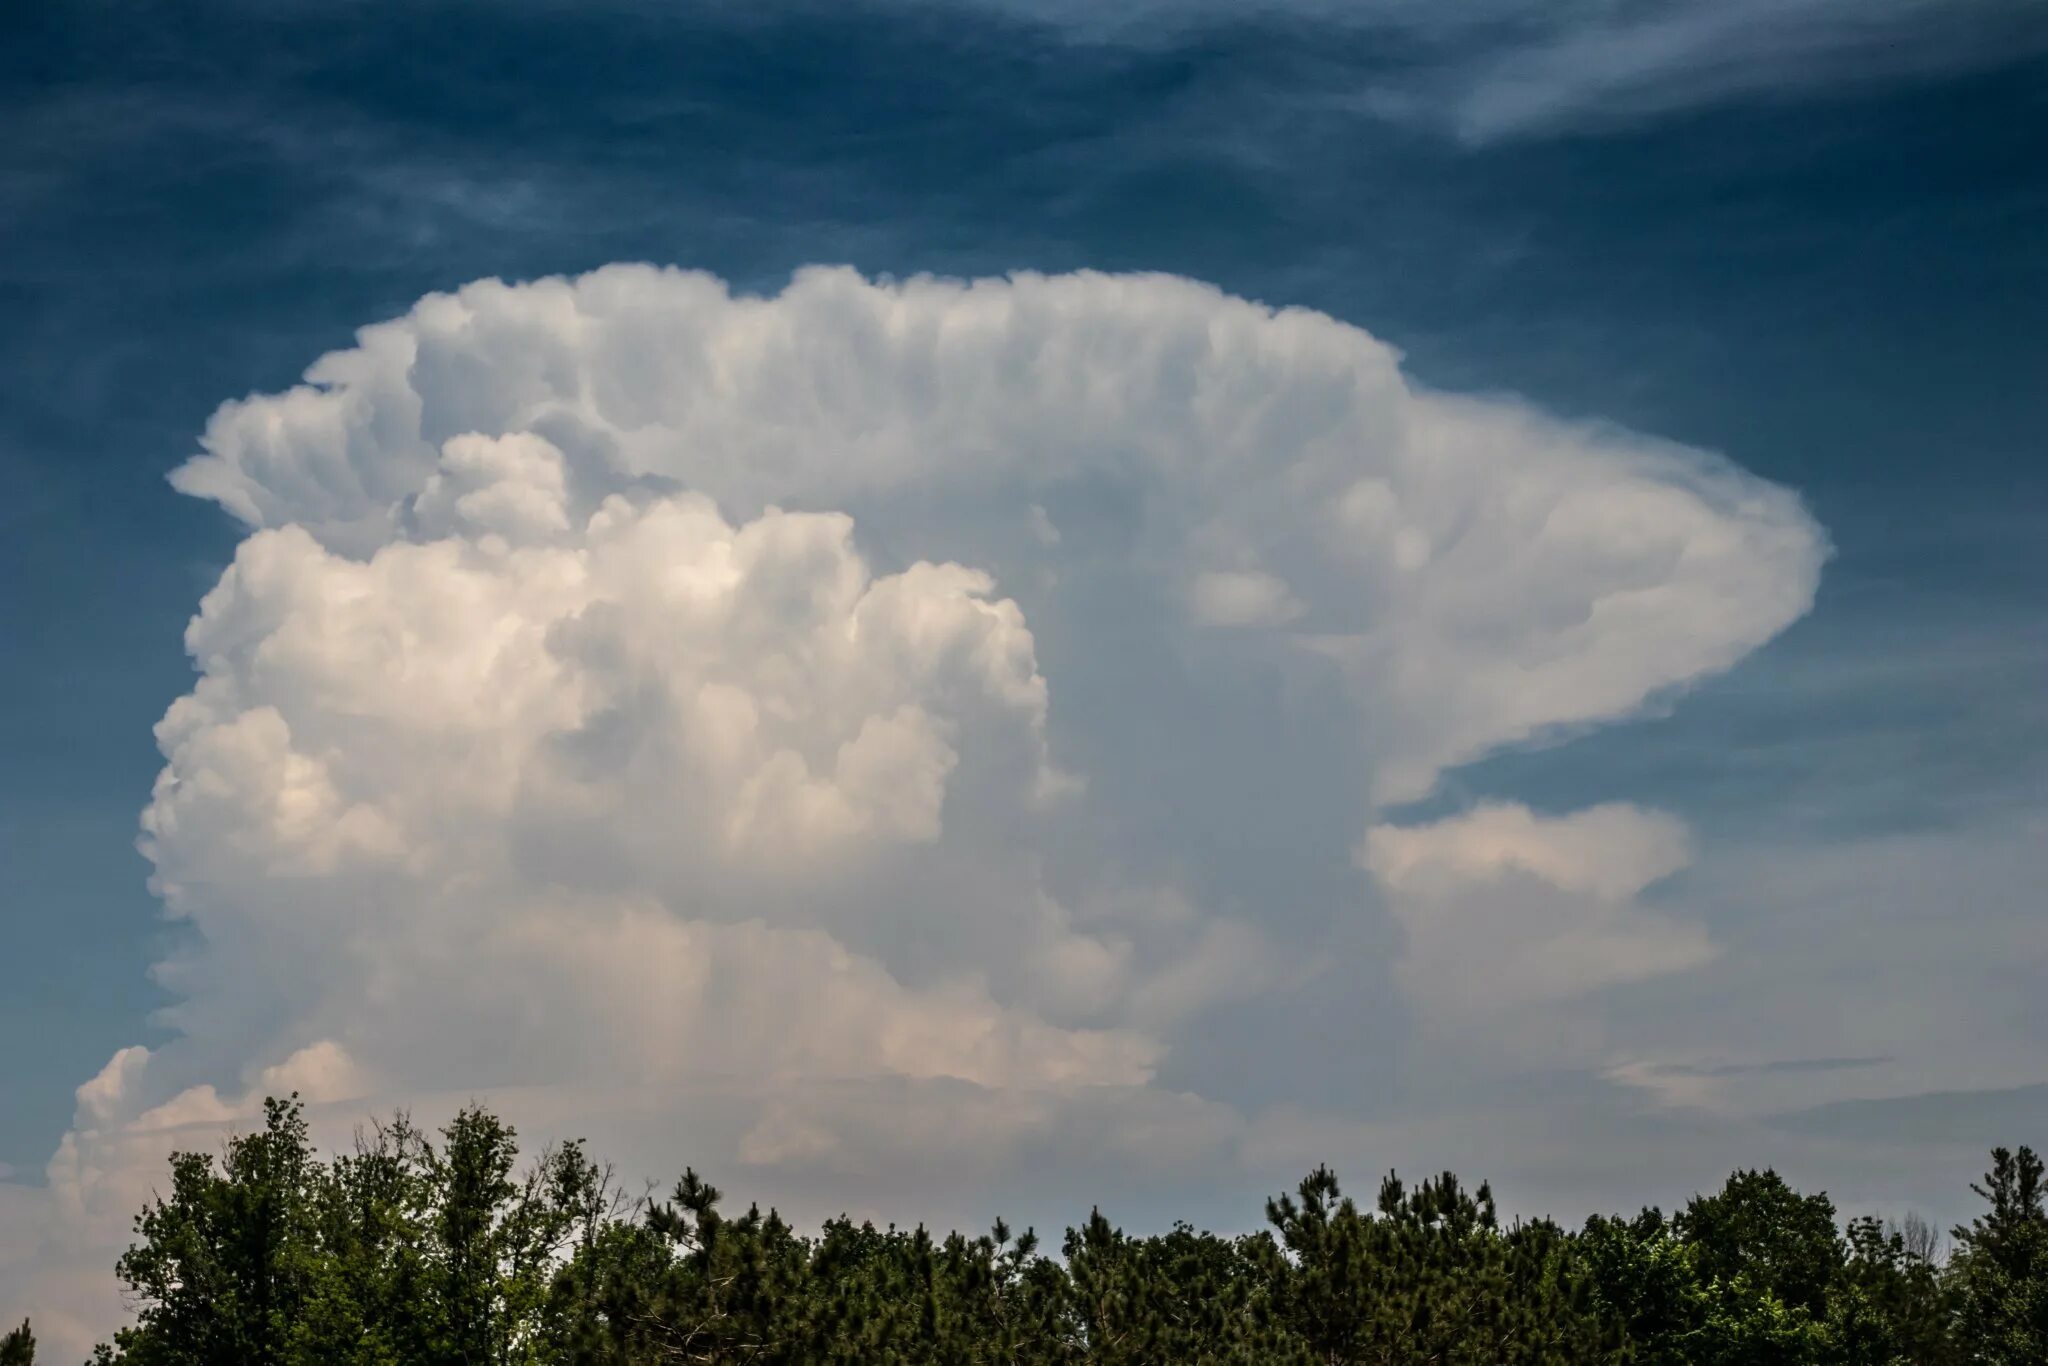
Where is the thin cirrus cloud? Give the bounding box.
[2,265,1823,1354]
[943,0,2048,142]
[1426,0,2048,143]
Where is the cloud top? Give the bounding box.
[174,265,1824,804]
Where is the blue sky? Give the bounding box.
[3,0,2047,1348]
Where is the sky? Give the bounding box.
[3,0,2047,1352]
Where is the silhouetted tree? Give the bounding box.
[0,1318,33,1366]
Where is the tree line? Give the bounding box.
[7,1095,2041,1363]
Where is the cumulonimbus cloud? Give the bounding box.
[4,265,1824,1355]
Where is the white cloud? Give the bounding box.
[71,1047,150,1131]
[2,266,1823,1356]
[257,1041,374,1105]
[1188,569,1304,628]
[173,266,1822,806]
[1361,802,1715,1048]
[1365,801,1692,904]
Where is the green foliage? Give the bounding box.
[78,1098,2046,1365]
[1265,1166,1612,1363]
[103,1096,325,1365]
[93,1096,608,1366]
[0,1318,33,1366]
[1677,1170,1843,1319]
[1064,1211,1294,1362]
[1950,1145,2048,1366]
[1831,1213,1959,1365]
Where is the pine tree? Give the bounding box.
[86,1094,2048,1366]
[1265,1166,1614,1364]
[1952,1146,2048,1366]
